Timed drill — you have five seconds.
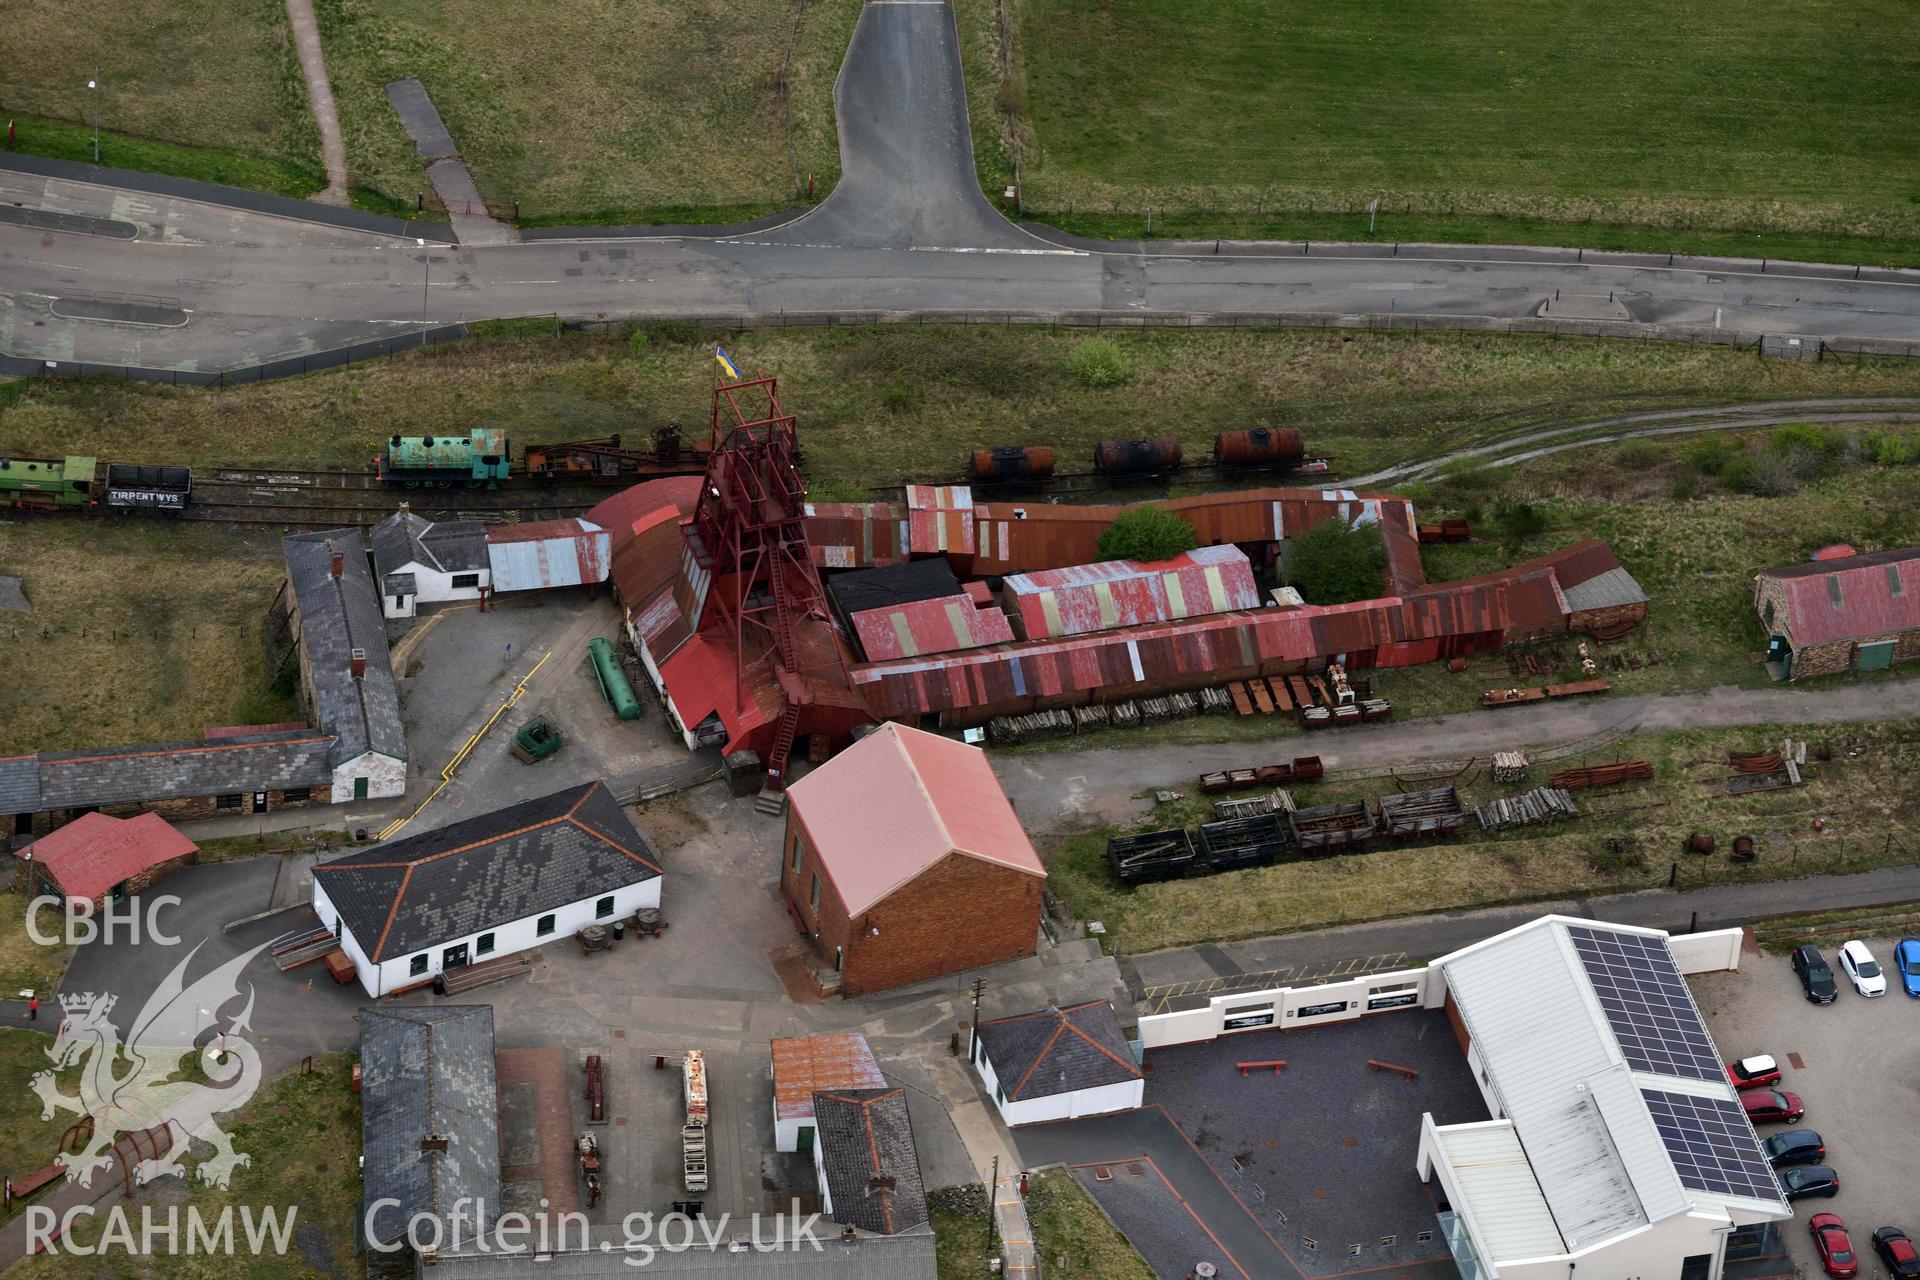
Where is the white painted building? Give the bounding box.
[972,999,1144,1127]
[1417,917,1789,1280]
[311,781,661,997]
[372,511,490,620]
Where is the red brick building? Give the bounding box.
[780,724,1045,997]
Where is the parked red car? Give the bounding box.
[1811,1214,1858,1280]
[1741,1088,1805,1124]
[1726,1054,1783,1090]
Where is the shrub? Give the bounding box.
[1491,499,1549,553]
[1682,436,1736,476]
[1612,440,1662,471]
[1719,453,1756,493]
[1097,506,1197,562]
[1283,516,1388,604]
[1864,431,1918,466]
[1064,338,1132,388]
[1769,423,1841,459]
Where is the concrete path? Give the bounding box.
[282,0,350,205]
[383,78,517,246]
[994,679,1920,833]
[994,1172,1039,1280]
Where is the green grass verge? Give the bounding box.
[998,0,1920,259]
[0,895,70,1005]
[316,0,857,221]
[0,1029,76,1223]
[2,121,324,200]
[9,325,1920,492]
[12,1057,363,1280]
[930,1175,1155,1280]
[1052,720,1920,955]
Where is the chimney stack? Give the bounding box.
[420,1135,448,1153]
[350,648,367,680]
[329,550,344,579]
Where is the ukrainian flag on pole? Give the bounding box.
[714,346,740,380]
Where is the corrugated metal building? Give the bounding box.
[1002,545,1260,639]
[485,519,611,593]
[1753,545,1920,679]
[851,594,1014,660]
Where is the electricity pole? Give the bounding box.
[88,70,99,163]
[416,238,430,348]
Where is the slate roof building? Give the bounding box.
[371,510,491,620]
[1417,917,1791,1280]
[972,999,1143,1126]
[770,1031,887,1152]
[283,530,408,802]
[810,1087,928,1236]
[359,1005,501,1254]
[1,729,335,840]
[312,781,662,996]
[781,723,1045,997]
[1754,545,1920,680]
[15,811,198,906]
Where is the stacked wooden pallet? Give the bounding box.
[1475,787,1579,831]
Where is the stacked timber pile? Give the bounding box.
[1491,751,1530,783]
[1214,789,1295,820]
[990,692,1212,743]
[1110,702,1142,728]
[1549,760,1654,790]
[1476,787,1579,831]
[1072,704,1110,732]
[1198,686,1234,714]
[987,709,1075,743]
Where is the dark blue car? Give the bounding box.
[1894,939,1920,999]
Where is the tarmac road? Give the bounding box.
[5,2,1920,373]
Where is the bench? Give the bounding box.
[6,1160,66,1207]
[1236,1060,1287,1077]
[1367,1059,1418,1080]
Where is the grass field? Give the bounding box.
[0,0,323,189]
[0,892,69,1002]
[12,1056,363,1280]
[316,0,858,221]
[0,522,299,753]
[10,325,1920,492]
[1050,719,1920,955]
[931,1174,1154,1280]
[0,1030,75,1220]
[999,0,1920,261]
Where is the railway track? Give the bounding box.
[181,468,605,528]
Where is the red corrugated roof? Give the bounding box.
[1003,545,1260,639]
[804,501,908,570]
[658,632,781,750]
[771,1033,886,1120]
[851,593,1015,661]
[586,476,700,534]
[1760,546,1920,647]
[904,485,976,556]
[787,723,1044,916]
[22,811,197,902]
[486,517,603,543]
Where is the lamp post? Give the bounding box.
[416,238,429,348]
[88,70,99,163]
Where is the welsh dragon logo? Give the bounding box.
[32,942,269,1189]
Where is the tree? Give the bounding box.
[1097,506,1198,562]
[1283,516,1387,604]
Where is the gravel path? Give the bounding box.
[283,0,351,205]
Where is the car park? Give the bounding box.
[1726,1054,1783,1090]
[1873,1228,1920,1280]
[1742,1089,1805,1124]
[1811,1214,1859,1280]
[1838,941,1887,998]
[1893,940,1920,999]
[1794,945,1840,1004]
[1781,1165,1841,1202]
[1764,1129,1827,1169]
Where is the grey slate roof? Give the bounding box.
[284,529,406,765]
[383,572,418,599]
[976,1000,1141,1101]
[1561,566,1649,612]
[360,1005,500,1250]
[313,781,661,961]
[373,511,489,580]
[429,1233,936,1277]
[23,730,335,812]
[0,755,42,814]
[811,1088,927,1236]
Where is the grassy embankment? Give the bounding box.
[983,0,1920,266]
[931,1172,1155,1280]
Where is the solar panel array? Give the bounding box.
[1567,925,1721,1081]
[1642,1088,1784,1203]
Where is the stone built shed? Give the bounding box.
[1754,545,1920,680]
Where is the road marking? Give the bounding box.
[376,650,551,840]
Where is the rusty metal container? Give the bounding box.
[969,445,1056,482]
[1686,833,1716,855]
[1730,834,1757,863]
[1214,427,1304,468]
[1093,436,1183,475]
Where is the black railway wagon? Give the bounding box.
[1196,813,1294,871]
[1106,828,1198,884]
[104,464,193,513]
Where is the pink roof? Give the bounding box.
[851,593,1015,660]
[1761,546,1920,647]
[788,723,1044,915]
[1003,545,1260,639]
[21,811,197,902]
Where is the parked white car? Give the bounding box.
[1838,940,1887,997]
